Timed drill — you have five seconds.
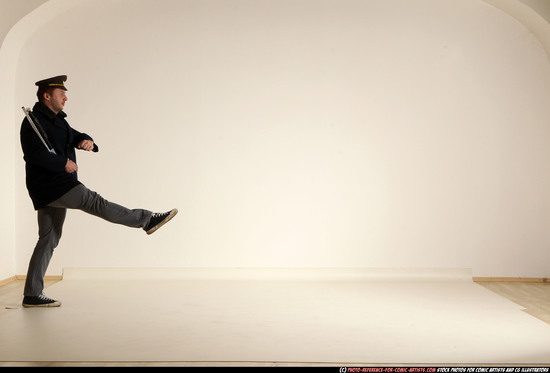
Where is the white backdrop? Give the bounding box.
[11,0,550,277]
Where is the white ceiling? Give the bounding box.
[0,0,48,47]
[520,0,550,23]
[2,0,550,51]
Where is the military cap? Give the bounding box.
[35,75,68,91]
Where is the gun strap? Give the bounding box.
[28,111,55,150]
[22,107,56,154]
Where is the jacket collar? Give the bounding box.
[32,101,67,119]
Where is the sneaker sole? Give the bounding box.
[146,208,178,235]
[22,301,62,308]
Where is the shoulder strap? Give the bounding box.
[21,107,56,154]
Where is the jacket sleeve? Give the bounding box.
[20,118,67,172]
[72,128,99,152]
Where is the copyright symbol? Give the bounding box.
[340,368,347,373]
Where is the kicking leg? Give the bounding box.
[48,184,177,233]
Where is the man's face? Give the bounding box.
[44,88,67,114]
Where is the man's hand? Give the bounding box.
[78,140,94,151]
[65,159,78,173]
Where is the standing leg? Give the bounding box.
[24,206,66,297]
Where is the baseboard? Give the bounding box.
[61,267,474,282]
[0,276,16,287]
[474,277,549,283]
[3,273,548,285]
[0,275,63,287]
[16,275,63,281]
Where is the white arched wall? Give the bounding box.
[486,0,550,61]
[0,0,84,280]
[3,0,550,280]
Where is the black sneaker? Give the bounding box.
[22,294,62,308]
[144,208,178,235]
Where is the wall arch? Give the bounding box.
[0,0,85,279]
[483,0,550,62]
[3,0,550,279]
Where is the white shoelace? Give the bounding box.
[38,293,55,301]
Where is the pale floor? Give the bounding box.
[1,279,548,326]
[1,274,550,367]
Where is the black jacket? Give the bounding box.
[20,102,96,210]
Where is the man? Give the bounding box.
[20,75,177,308]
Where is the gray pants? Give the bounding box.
[24,184,153,296]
